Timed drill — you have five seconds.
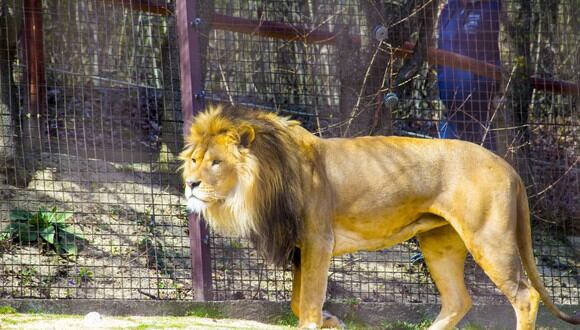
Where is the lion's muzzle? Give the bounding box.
[185,179,201,189]
[184,182,221,214]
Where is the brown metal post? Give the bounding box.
[23,0,46,115]
[175,0,212,301]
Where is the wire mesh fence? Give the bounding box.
[0,0,190,300]
[0,0,578,306]
[202,0,579,305]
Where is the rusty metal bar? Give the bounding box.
[406,42,503,81]
[528,77,580,96]
[23,0,46,115]
[96,0,173,16]
[175,0,212,301]
[402,42,580,95]
[211,13,361,45]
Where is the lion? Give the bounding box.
[180,105,579,329]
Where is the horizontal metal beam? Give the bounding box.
[211,13,361,45]
[96,0,173,16]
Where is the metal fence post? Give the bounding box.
[23,0,46,116]
[175,0,212,301]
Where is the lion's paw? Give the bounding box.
[322,310,345,329]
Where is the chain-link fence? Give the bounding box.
[0,0,578,306]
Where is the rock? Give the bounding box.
[83,311,102,325]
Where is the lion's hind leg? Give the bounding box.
[445,195,541,330]
[461,228,541,330]
[417,225,472,330]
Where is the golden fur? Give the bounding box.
[181,106,579,329]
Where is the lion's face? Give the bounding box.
[180,137,242,213]
[180,107,257,218]
[180,107,303,264]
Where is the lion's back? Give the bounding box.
[318,135,520,201]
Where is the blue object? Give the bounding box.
[437,0,501,150]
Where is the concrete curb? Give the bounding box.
[0,299,578,329]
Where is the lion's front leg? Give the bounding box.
[291,258,302,318]
[297,236,334,329]
[292,250,344,329]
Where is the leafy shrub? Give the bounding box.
[0,208,85,256]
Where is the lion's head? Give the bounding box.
[180,105,304,266]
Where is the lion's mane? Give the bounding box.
[187,107,304,266]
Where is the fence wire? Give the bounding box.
[0,0,578,306]
[0,0,189,300]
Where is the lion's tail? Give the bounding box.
[516,179,580,325]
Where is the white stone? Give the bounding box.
[83,311,102,324]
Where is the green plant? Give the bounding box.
[18,267,38,286]
[274,311,298,326]
[0,318,18,325]
[382,319,433,330]
[0,305,17,314]
[185,305,223,319]
[343,297,361,307]
[75,267,94,284]
[0,208,85,256]
[229,240,243,249]
[462,323,484,330]
[342,320,369,330]
[110,245,121,256]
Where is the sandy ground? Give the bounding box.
[0,313,294,330]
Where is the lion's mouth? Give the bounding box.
[191,195,211,203]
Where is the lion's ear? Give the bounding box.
[238,124,255,148]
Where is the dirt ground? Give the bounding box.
[1,147,578,304]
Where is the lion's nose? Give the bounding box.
[186,179,201,189]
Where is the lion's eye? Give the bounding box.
[191,158,196,164]
[212,160,222,166]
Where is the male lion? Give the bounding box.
[180,105,579,330]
